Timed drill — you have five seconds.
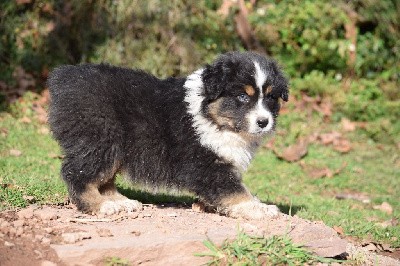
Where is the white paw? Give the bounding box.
[116,199,143,213]
[224,199,280,220]
[99,200,123,215]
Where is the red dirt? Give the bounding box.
[0,203,399,266]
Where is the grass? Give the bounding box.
[195,229,337,265]
[0,92,399,255]
[104,256,130,266]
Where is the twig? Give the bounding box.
[69,216,125,223]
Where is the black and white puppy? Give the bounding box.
[48,51,289,220]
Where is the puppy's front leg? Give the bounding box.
[218,190,280,220]
[192,169,280,220]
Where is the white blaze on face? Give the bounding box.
[247,61,274,134]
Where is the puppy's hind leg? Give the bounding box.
[61,156,141,215]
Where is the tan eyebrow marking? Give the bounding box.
[265,86,272,94]
[244,85,255,96]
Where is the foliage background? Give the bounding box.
[0,0,399,249]
[1,0,399,142]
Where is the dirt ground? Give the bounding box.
[0,203,399,266]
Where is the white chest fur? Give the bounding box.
[184,69,254,172]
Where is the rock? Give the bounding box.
[305,238,348,258]
[4,241,15,247]
[62,232,91,244]
[35,209,58,221]
[44,227,54,234]
[34,249,43,259]
[13,219,25,227]
[15,227,24,237]
[41,260,58,266]
[35,234,44,242]
[8,227,16,237]
[97,228,113,237]
[42,237,52,245]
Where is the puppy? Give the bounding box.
[47,51,289,219]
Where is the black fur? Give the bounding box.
[47,51,288,213]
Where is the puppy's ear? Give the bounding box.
[281,85,289,102]
[274,67,289,102]
[202,60,237,100]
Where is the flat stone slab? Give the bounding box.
[1,205,399,265]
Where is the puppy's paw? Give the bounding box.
[223,199,280,220]
[116,199,143,213]
[99,200,123,215]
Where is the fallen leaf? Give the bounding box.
[333,225,344,235]
[373,202,393,215]
[300,162,347,179]
[335,191,370,203]
[333,138,352,153]
[0,127,8,137]
[20,117,32,124]
[274,138,308,162]
[319,132,342,145]
[341,118,356,132]
[376,218,399,228]
[48,153,64,159]
[9,149,22,157]
[38,126,50,135]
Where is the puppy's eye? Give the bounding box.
[237,93,250,103]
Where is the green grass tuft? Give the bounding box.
[196,230,336,265]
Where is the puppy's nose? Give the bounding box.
[257,119,269,128]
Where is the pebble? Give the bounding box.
[41,260,58,266]
[4,241,15,247]
[42,237,51,245]
[62,232,91,244]
[44,227,54,234]
[18,207,35,219]
[97,228,113,237]
[35,209,58,221]
[8,227,16,237]
[15,227,24,237]
[35,234,44,242]
[13,219,25,227]
[34,249,43,259]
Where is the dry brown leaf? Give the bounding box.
[333,225,344,235]
[333,138,352,153]
[49,153,64,159]
[274,138,308,162]
[335,191,370,203]
[0,127,8,137]
[376,218,399,228]
[319,131,342,145]
[373,202,393,215]
[20,116,32,124]
[38,126,50,135]
[9,149,22,157]
[341,118,356,132]
[300,162,347,179]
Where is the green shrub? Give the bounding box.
[251,0,349,77]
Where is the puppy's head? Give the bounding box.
[200,52,288,136]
